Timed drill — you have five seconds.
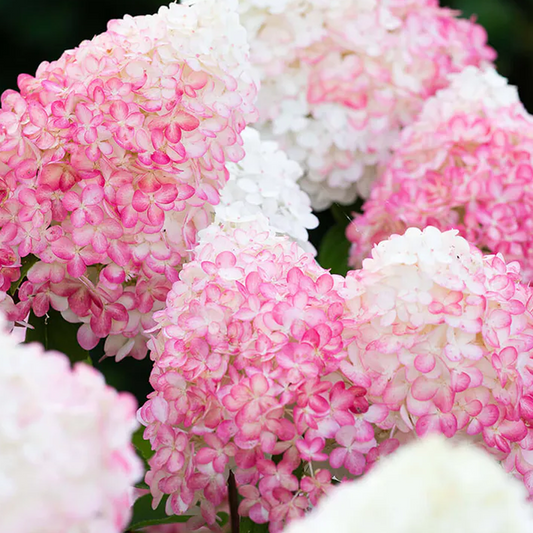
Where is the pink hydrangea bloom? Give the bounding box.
[347,67,533,280]
[342,226,533,496]
[0,315,142,533]
[138,218,380,532]
[0,0,257,359]
[239,0,495,209]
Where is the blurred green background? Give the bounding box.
[1,0,532,402]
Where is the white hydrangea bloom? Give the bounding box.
[284,436,533,533]
[217,128,318,253]
[0,319,142,533]
[360,225,483,277]
[239,0,495,210]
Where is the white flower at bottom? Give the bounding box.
[0,319,142,533]
[284,436,533,533]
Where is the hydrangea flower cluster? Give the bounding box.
[218,127,318,253]
[347,67,533,279]
[285,436,533,533]
[138,218,374,532]
[239,0,495,210]
[341,227,533,495]
[0,317,141,533]
[0,0,257,359]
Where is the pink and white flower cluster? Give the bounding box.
[140,223,533,531]
[0,0,257,359]
[342,227,533,496]
[0,317,141,533]
[139,219,358,532]
[219,127,318,253]
[347,67,533,280]
[239,0,495,209]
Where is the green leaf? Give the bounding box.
[217,512,230,527]
[317,224,351,276]
[240,517,270,533]
[128,494,190,529]
[24,309,90,364]
[8,254,38,297]
[132,426,154,471]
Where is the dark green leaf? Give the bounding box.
[91,344,154,406]
[128,494,190,529]
[331,200,363,226]
[240,517,270,533]
[317,224,351,276]
[8,254,38,297]
[24,309,89,364]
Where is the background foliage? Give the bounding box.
[1,0,531,401]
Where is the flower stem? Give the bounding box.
[228,470,240,533]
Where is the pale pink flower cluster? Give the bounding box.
[342,227,533,496]
[239,0,495,209]
[0,0,257,359]
[347,67,533,279]
[0,317,142,533]
[139,219,364,532]
[285,436,533,533]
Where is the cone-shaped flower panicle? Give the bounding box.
[139,217,363,532]
[342,226,533,495]
[218,127,318,254]
[284,436,533,533]
[239,0,495,209]
[0,315,142,533]
[0,0,257,359]
[348,67,533,280]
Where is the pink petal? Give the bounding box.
[67,255,87,277]
[335,425,356,447]
[329,447,346,469]
[110,101,129,121]
[411,377,438,401]
[344,450,365,475]
[352,419,374,442]
[77,323,99,350]
[250,373,268,396]
[439,413,458,438]
[51,237,75,260]
[415,414,440,437]
[414,352,436,373]
[165,122,182,144]
[132,190,150,212]
[175,111,200,131]
[499,420,527,442]
[489,309,512,329]
[82,184,104,205]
